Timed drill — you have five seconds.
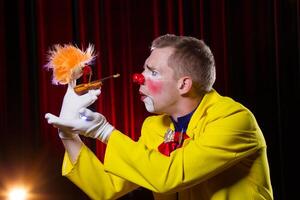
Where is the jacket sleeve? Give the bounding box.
[62,144,138,200]
[103,103,263,193]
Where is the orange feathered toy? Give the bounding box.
[45,44,96,85]
[45,44,119,95]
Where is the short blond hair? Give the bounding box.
[151,34,216,94]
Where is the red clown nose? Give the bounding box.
[132,73,145,85]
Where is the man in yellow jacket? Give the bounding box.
[45,34,273,200]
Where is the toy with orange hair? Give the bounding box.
[45,44,120,95]
[45,44,96,85]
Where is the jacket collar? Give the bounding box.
[186,89,220,134]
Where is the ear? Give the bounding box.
[177,76,193,95]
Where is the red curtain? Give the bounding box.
[0,0,299,199]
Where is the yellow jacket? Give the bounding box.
[62,90,273,200]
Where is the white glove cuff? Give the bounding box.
[85,122,114,143]
[96,123,115,143]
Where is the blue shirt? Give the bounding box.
[171,111,195,132]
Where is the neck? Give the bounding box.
[171,95,203,122]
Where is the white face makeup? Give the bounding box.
[143,96,155,112]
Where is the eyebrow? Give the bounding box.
[144,64,156,71]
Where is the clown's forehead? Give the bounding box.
[144,47,175,70]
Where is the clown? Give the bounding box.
[45,35,273,200]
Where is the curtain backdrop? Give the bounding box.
[0,0,299,199]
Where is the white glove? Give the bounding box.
[45,108,114,143]
[45,80,101,139]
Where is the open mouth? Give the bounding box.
[139,91,147,101]
[140,96,146,101]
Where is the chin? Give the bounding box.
[145,107,163,115]
[145,107,155,113]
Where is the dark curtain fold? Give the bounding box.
[0,0,299,199]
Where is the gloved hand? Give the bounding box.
[45,80,101,139]
[45,108,114,143]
